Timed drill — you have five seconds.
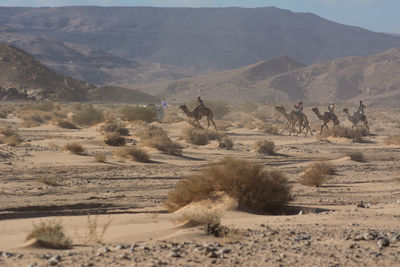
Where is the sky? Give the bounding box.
[0,0,398,33]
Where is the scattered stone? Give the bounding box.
[362,232,377,241]
[115,244,125,250]
[356,201,365,208]
[391,235,400,242]
[98,247,110,254]
[2,252,12,258]
[169,250,181,258]
[377,237,390,248]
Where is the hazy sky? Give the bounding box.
[0,0,398,33]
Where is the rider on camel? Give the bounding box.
[294,101,303,114]
[357,100,366,115]
[328,102,335,114]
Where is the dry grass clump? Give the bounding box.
[64,143,86,155]
[347,151,366,162]
[26,220,72,249]
[120,105,157,123]
[0,109,8,119]
[165,158,292,213]
[299,161,336,187]
[85,215,113,244]
[182,126,223,146]
[177,208,222,227]
[19,112,46,127]
[113,147,150,162]
[54,119,78,129]
[36,176,58,186]
[218,136,234,149]
[327,126,368,142]
[0,125,23,146]
[72,105,104,126]
[22,100,56,112]
[100,122,129,136]
[384,135,400,145]
[104,133,126,146]
[140,126,182,155]
[94,152,107,163]
[260,123,279,135]
[254,140,275,155]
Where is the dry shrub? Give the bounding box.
[254,140,275,155]
[20,112,46,127]
[94,152,107,163]
[218,136,234,149]
[0,126,22,146]
[104,133,126,146]
[165,158,292,213]
[86,215,113,244]
[22,100,56,112]
[26,220,72,249]
[72,105,104,126]
[0,110,8,119]
[113,147,150,162]
[260,123,279,135]
[384,135,400,145]
[36,177,58,186]
[100,122,129,136]
[347,151,365,162]
[64,143,86,155]
[182,126,222,146]
[120,105,157,123]
[141,126,182,155]
[55,119,78,129]
[328,126,368,142]
[177,208,222,227]
[299,161,336,187]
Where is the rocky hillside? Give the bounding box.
[1,6,400,72]
[0,25,194,86]
[0,44,158,103]
[127,47,400,103]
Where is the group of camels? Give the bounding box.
[274,105,369,136]
[178,102,369,136]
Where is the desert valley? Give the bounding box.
[0,5,400,267]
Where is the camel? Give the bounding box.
[274,106,312,136]
[179,104,217,131]
[343,108,369,131]
[312,107,340,135]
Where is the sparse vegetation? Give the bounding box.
[54,119,78,129]
[141,126,182,155]
[384,135,400,145]
[0,125,22,146]
[94,152,107,163]
[100,122,129,136]
[260,123,279,135]
[64,142,86,155]
[326,126,368,142]
[104,133,126,146]
[347,151,366,162]
[26,220,72,249]
[177,208,222,227]
[299,161,336,187]
[254,140,275,155]
[182,126,223,146]
[86,215,113,244]
[120,105,157,123]
[22,100,56,112]
[113,146,150,162]
[165,157,292,213]
[36,176,58,186]
[72,105,104,126]
[218,136,234,149]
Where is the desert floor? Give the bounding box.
[0,103,399,267]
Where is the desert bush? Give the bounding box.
[86,215,113,244]
[26,220,72,249]
[260,123,279,135]
[0,110,8,119]
[0,126,22,146]
[299,161,336,187]
[36,177,58,186]
[22,100,56,112]
[141,126,182,155]
[104,133,126,146]
[120,105,157,123]
[94,152,107,163]
[113,147,150,162]
[328,126,368,142]
[254,140,275,155]
[218,136,234,149]
[55,119,78,129]
[177,208,222,227]
[347,151,365,162]
[165,157,292,213]
[100,122,129,136]
[182,126,223,146]
[64,143,86,155]
[384,135,400,145]
[72,105,104,126]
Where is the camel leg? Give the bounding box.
[281,120,290,135]
[364,119,369,131]
[210,119,217,132]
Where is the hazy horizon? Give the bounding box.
[0,0,399,34]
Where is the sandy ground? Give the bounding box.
[0,103,400,266]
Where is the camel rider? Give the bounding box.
[357,100,366,115]
[294,101,303,114]
[328,102,335,114]
[197,96,205,109]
